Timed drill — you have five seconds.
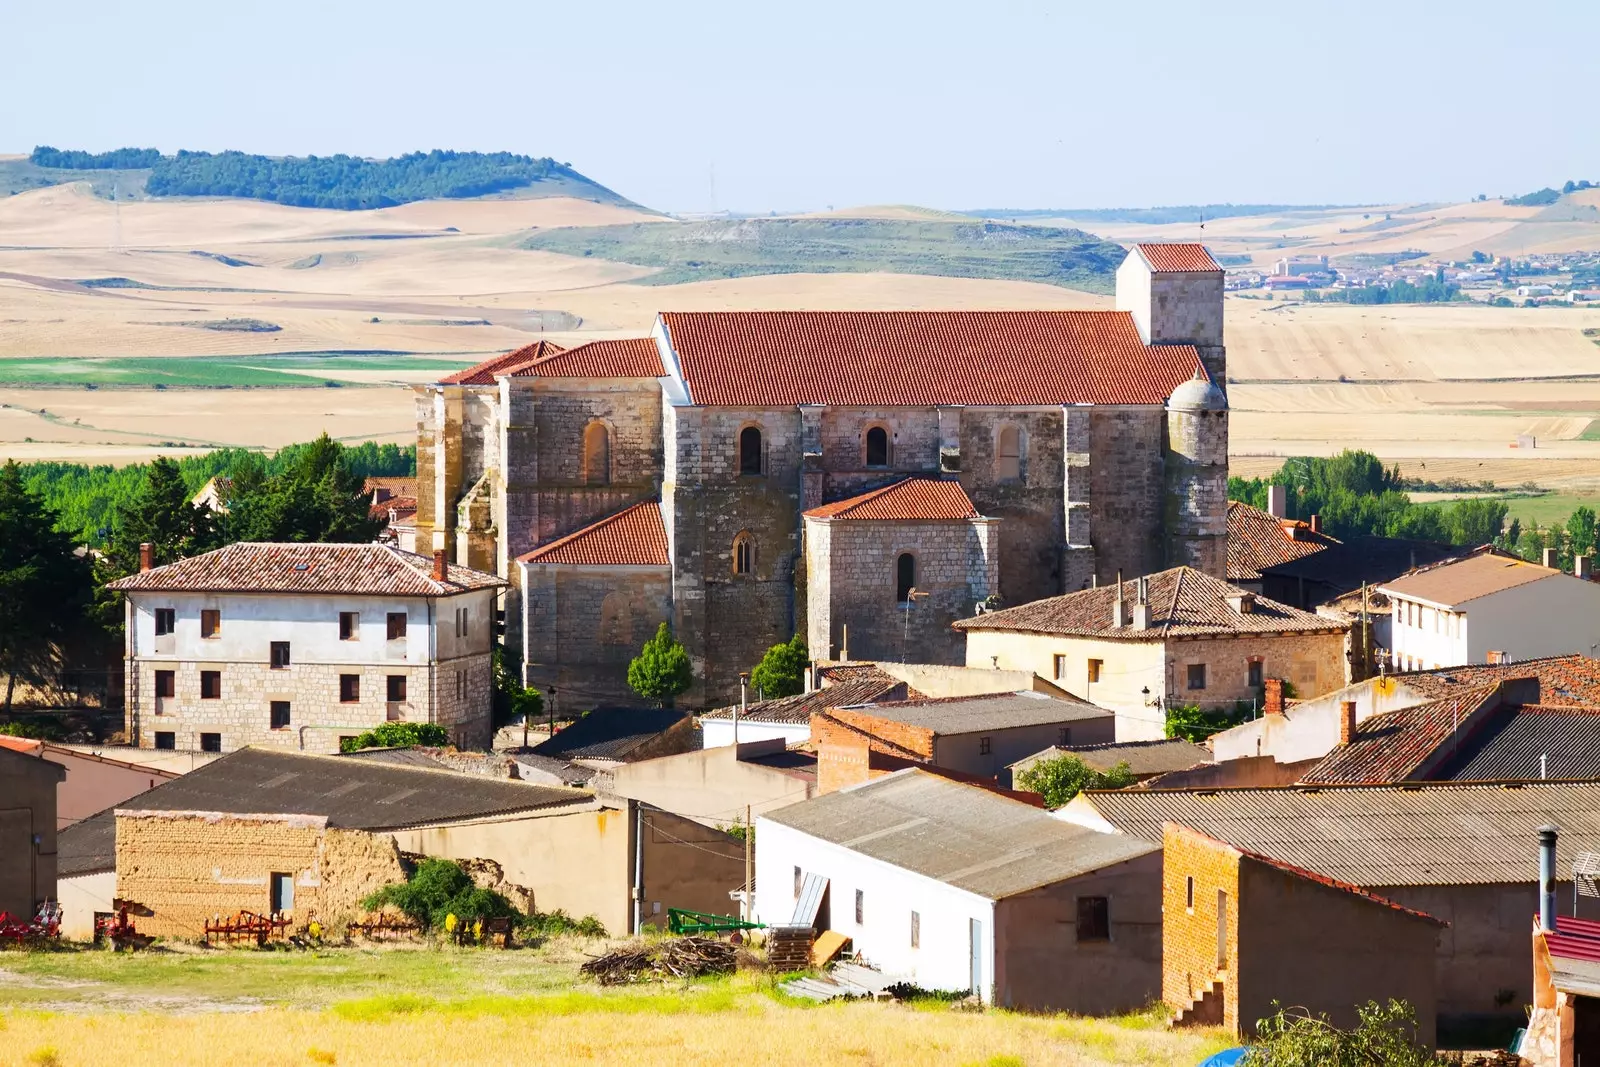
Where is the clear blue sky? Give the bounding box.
[6,0,1596,214]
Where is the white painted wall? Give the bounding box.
[701,719,809,749]
[1387,595,1467,670]
[1387,575,1600,670]
[58,871,115,940]
[754,817,995,1000]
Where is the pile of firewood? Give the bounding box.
[579,937,739,984]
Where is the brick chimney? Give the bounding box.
[1263,678,1284,716]
[1339,701,1357,745]
[432,549,449,582]
[1309,514,1322,535]
[1577,555,1594,580]
[139,542,154,572]
[1544,547,1559,569]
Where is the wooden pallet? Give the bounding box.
[766,924,814,971]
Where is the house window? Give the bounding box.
[583,422,611,486]
[200,609,221,639]
[865,426,889,468]
[387,675,407,702]
[200,732,222,753]
[794,865,803,899]
[855,889,865,925]
[978,736,992,756]
[456,606,470,638]
[154,731,175,750]
[270,641,291,669]
[200,671,221,699]
[1058,727,1072,746]
[738,426,763,476]
[270,701,291,730]
[339,612,359,640]
[1087,659,1103,684]
[270,872,294,914]
[996,425,1022,481]
[1185,876,1195,913]
[339,674,360,703]
[910,910,920,949]
[1247,658,1263,688]
[1187,663,1208,690]
[733,532,754,576]
[387,612,407,640]
[1076,896,1110,942]
[1053,654,1067,681]
[155,670,175,698]
[896,553,916,604]
[154,608,175,636]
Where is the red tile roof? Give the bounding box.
[1226,501,1338,582]
[954,566,1347,639]
[1137,243,1223,273]
[1400,655,1600,706]
[105,543,505,596]
[507,337,664,379]
[517,502,669,567]
[804,478,980,521]
[437,341,565,385]
[1298,684,1504,785]
[659,310,1203,407]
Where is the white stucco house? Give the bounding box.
[1380,550,1600,671]
[108,542,505,754]
[754,769,1162,1013]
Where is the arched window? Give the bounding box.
[865,426,889,468]
[739,426,763,476]
[896,552,916,603]
[583,422,611,486]
[733,532,755,576]
[996,425,1022,481]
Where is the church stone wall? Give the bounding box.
[1089,406,1168,583]
[520,562,673,708]
[959,407,1067,608]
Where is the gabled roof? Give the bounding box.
[506,337,664,379]
[763,768,1156,900]
[1226,501,1336,582]
[701,671,911,725]
[1299,684,1504,784]
[1380,548,1562,608]
[838,690,1110,734]
[1071,779,1600,887]
[659,310,1203,408]
[1013,738,1212,776]
[111,747,589,832]
[437,341,565,385]
[953,567,1346,640]
[517,502,669,567]
[530,707,687,761]
[1136,243,1223,273]
[1399,655,1600,706]
[804,478,980,521]
[106,543,505,596]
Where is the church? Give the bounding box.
[411,243,1228,707]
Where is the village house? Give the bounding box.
[415,244,1230,706]
[699,665,913,749]
[954,567,1349,741]
[0,744,64,918]
[1163,823,1443,1038]
[1008,738,1211,786]
[1225,497,1337,597]
[0,735,178,829]
[1524,829,1600,1067]
[1062,779,1600,1034]
[607,738,817,827]
[754,769,1162,1012]
[108,542,504,754]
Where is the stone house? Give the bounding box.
[0,744,64,917]
[414,244,1230,706]
[954,566,1350,741]
[1163,823,1442,1039]
[108,542,505,753]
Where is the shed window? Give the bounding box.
[200,609,221,639]
[583,422,611,486]
[739,426,763,476]
[996,426,1022,481]
[1247,658,1263,688]
[1076,896,1110,942]
[270,872,294,913]
[1185,876,1195,912]
[733,532,754,576]
[387,675,407,702]
[1187,663,1208,690]
[1053,654,1067,681]
[896,553,916,604]
[387,612,407,640]
[1057,727,1072,746]
[1087,659,1103,684]
[154,608,175,636]
[270,701,291,730]
[978,736,992,756]
[865,426,889,467]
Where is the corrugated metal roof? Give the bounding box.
[804,478,979,521]
[842,690,1111,734]
[517,502,669,567]
[1437,706,1600,781]
[1136,243,1223,273]
[530,707,686,761]
[660,310,1202,407]
[766,769,1156,900]
[1014,738,1211,776]
[105,543,505,596]
[1380,549,1560,608]
[1077,779,1600,887]
[57,809,116,876]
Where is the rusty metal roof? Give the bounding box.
[1136,243,1223,273]
[106,543,505,596]
[517,502,669,567]
[660,310,1202,407]
[804,478,980,521]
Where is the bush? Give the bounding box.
[1015,754,1137,809]
[339,721,450,753]
[1165,701,1255,743]
[749,633,807,700]
[524,909,607,938]
[362,858,521,932]
[1245,999,1433,1066]
[627,623,693,706]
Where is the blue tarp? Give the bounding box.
[1198,1050,1252,1067]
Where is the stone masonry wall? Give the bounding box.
[521,564,673,707]
[957,407,1067,607]
[1164,629,1349,710]
[1089,406,1167,583]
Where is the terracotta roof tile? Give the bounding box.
[804,478,980,521]
[954,566,1346,639]
[659,310,1203,407]
[437,341,565,385]
[1226,501,1337,582]
[517,502,669,567]
[701,674,911,725]
[1137,243,1223,273]
[1401,655,1600,706]
[1299,684,1504,785]
[1380,548,1561,608]
[506,337,663,379]
[105,543,505,596]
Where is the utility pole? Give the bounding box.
[743,803,753,923]
[548,685,558,745]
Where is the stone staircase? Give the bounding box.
[1172,973,1225,1028]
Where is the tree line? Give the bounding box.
[30,146,162,170]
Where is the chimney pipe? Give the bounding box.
[1339,701,1357,745]
[737,672,749,747]
[1112,571,1126,628]
[1267,484,1288,519]
[1543,547,1559,570]
[1539,824,1560,933]
[139,542,154,573]
[1263,679,1284,716]
[432,549,449,582]
[1309,514,1322,535]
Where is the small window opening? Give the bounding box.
[997,426,1022,481]
[733,532,754,576]
[978,736,992,756]
[200,671,221,700]
[154,608,175,636]
[910,910,920,949]
[339,674,360,703]
[200,609,221,639]
[739,426,763,476]
[270,641,291,669]
[1185,876,1195,912]
[154,731,175,750]
[896,552,916,603]
[1187,663,1208,690]
[387,612,407,640]
[387,675,407,702]
[200,732,222,753]
[270,701,291,730]
[865,426,889,467]
[1247,658,1264,688]
[155,670,175,699]
[855,889,865,925]
[583,422,611,486]
[1076,896,1110,942]
[1087,658,1104,684]
[339,612,359,640]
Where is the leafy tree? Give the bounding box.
[492,647,543,730]
[362,858,522,931]
[749,633,807,700]
[225,433,381,544]
[1016,754,1137,809]
[339,721,450,753]
[1244,999,1433,1066]
[107,457,222,575]
[0,462,96,716]
[627,623,693,707]
[30,146,162,170]
[1568,506,1597,559]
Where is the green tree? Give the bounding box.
[107,457,221,575]
[0,462,96,716]
[627,623,693,707]
[1165,701,1256,743]
[492,647,543,730]
[1568,506,1597,559]
[1245,999,1433,1067]
[362,858,522,931]
[1015,754,1137,810]
[749,633,807,700]
[226,433,380,544]
[339,721,450,753]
